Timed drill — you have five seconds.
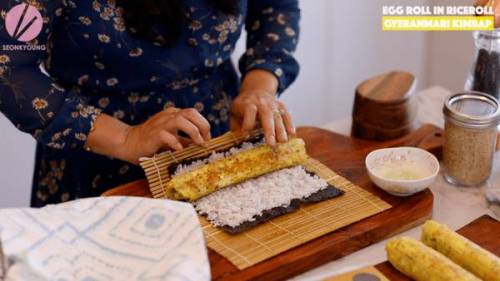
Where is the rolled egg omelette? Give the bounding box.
[165,138,308,201]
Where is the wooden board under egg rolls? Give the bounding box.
[376,215,500,281]
[105,124,445,280]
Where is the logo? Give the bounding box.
[5,3,43,42]
[382,5,495,31]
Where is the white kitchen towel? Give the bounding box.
[0,197,210,281]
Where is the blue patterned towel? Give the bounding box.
[0,197,210,281]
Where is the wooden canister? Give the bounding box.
[351,71,417,141]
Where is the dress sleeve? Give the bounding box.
[0,0,101,150]
[239,0,301,94]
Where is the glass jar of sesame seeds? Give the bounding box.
[443,92,500,187]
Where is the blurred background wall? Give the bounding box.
[0,0,476,207]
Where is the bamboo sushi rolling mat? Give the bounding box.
[140,130,392,270]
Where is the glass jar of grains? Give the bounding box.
[465,30,500,98]
[443,92,500,187]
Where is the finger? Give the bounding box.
[230,115,242,132]
[177,136,194,147]
[174,116,206,146]
[230,100,245,129]
[278,102,296,136]
[182,108,212,141]
[241,104,258,132]
[152,107,180,127]
[274,111,288,143]
[158,130,183,151]
[181,108,212,141]
[164,106,180,115]
[257,102,276,146]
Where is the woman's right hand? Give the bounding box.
[118,107,211,164]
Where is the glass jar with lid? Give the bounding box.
[465,30,500,98]
[443,92,500,187]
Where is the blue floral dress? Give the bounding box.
[0,0,300,207]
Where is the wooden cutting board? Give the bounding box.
[103,124,444,280]
[375,215,500,281]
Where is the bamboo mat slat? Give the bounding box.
[139,132,392,270]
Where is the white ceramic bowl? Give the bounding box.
[365,147,440,196]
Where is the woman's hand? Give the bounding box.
[86,107,211,165]
[121,107,211,164]
[230,70,295,146]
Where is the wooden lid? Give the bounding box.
[356,71,416,104]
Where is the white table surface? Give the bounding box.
[292,86,500,281]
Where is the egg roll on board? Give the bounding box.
[102,124,444,280]
[376,215,500,281]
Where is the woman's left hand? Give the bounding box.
[230,89,295,146]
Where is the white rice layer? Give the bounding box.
[194,165,329,227]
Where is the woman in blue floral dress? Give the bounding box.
[0,0,300,207]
